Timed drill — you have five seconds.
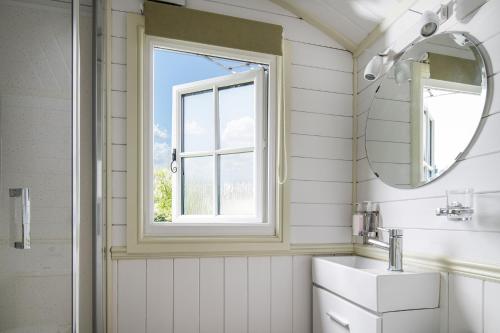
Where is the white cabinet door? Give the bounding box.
[313,286,382,333]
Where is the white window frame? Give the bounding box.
[422,107,436,180]
[143,36,278,237]
[172,70,265,222]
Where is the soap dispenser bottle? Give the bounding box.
[352,203,364,244]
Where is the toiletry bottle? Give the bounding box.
[352,203,364,244]
[363,201,376,238]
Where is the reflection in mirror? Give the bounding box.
[366,32,488,188]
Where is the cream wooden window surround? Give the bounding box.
[124,13,287,255]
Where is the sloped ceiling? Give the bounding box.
[271,0,435,54]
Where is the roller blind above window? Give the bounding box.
[143,1,283,56]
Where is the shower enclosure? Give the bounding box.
[0,0,106,332]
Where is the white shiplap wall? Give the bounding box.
[356,1,500,332]
[110,0,353,332]
[114,256,312,333]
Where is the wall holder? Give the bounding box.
[436,189,474,221]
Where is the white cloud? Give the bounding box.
[154,142,170,169]
[154,123,168,141]
[185,120,206,136]
[221,116,254,147]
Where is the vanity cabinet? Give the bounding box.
[313,286,440,333]
[313,286,380,333]
[312,256,441,333]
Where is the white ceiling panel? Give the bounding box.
[272,0,429,52]
[283,0,382,44]
[318,0,380,32]
[410,0,445,13]
[355,0,402,18]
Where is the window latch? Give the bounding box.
[170,148,178,173]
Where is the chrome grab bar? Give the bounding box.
[326,312,350,329]
[9,188,31,249]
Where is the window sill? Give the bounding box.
[123,232,290,255]
[144,220,276,237]
[110,243,355,259]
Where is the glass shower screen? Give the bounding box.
[0,0,84,331]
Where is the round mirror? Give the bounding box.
[365,32,488,188]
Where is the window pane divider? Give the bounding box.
[179,151,214,158]
[216,147,254,155]
[179,147,254,158]
[213,86,219,217]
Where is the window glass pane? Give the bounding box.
[182,90,213,152]
[182,156,213,215]
[154,169,173,222]
[219,83,255,149]
[219,153,254,215]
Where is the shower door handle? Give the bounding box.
[9,188,31,249]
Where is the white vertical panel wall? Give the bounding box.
[109,0,353,332]
[114,256,314,333]
[355,0,500,331]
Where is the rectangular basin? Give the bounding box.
[312,255,440,313]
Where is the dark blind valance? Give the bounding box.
[428,52,482,86]
[144,1,283,56]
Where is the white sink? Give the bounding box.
[312,255,440,313]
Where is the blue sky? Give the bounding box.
[153,48,234,168]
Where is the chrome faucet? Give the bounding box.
[354,202,404,271]
[367,228,403,272]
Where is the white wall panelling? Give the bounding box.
[289,40,352,71]
[248,257,271,333]
[173,259,200,333]
[270,256,293,333]
[111,36,127,64]
[438,273,449,333]
[114,256,314,333]
[449,274,483,333]
[289,87,352,116]
[290,111,352,139]
[146,259,174,333]
[111,90,127,117]
[292,255,312,333]
[200,258,224,333]
[484,280,500,333]
[289,157,352,182]
[117,260,147,333]
[289,134,352,161]
[223,256,247,333]
[111,63,126,91]
[112,144,127,171]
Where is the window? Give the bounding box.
[419,79,483,181]
[422,108,436,180]
[143,37,278,237]
[172,70,264,220]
